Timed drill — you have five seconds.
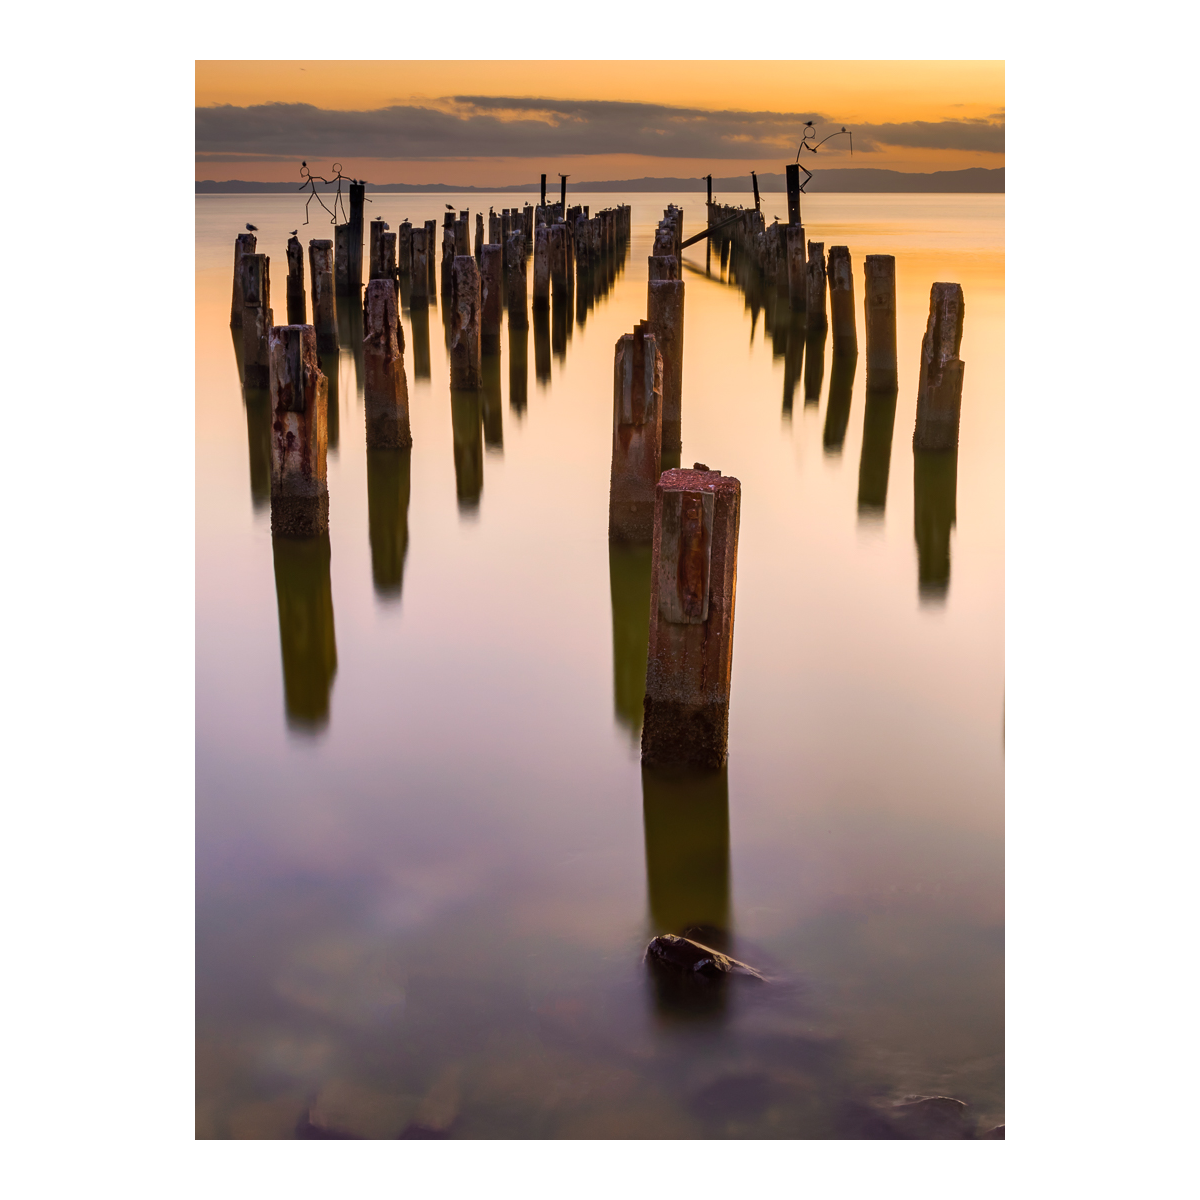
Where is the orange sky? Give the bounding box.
[196,61,1004,184]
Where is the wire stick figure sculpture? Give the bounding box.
[298,162,353,226]
[794,122,854,193]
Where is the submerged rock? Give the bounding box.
[645,934,764,980]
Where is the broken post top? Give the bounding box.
[658,465,739,497]
[269,324,323,414]
[363,278,399,348]
[615,323,661,427]
[828,245,853,290]
[925,283,965,361]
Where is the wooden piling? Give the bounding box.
[549,223,569,303]
[268,324,328,538]
[410,228,429,309]
[475,212,483,261]
[541,174,547,206]
[363,279,412,450]
[334,224,351,295]
[308,240,336,354]
[785,164,802,227]
[912,283,966,451]
[231,232,256,328]
[449,256,482,389]
[506,229,528,330]
[423,220,438,296]
[398,221,412,276]
[828,245,857,357]
[863,255,898,392]
[348,182,365,292]
[533,224,550,310]
[786,225,806,312]
[241,253,273,389]
[609,324,664,542]
[455,214,470,258]
[647,276,685,453]
[481,243,503,354]
[751,171,761,212]
[286,235,306,325]
[641,466,741,770]
[369,219,387,280]
[648,255,677,281]
[382,231,397,291]
[806,241,827,330]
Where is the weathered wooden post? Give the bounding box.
[828,245,857,357]
[382,231,397,291]
[751,170,761,212]
[334,224,351,295]
[559,174,567,216]
[449,256,482,389]
[475,212,484,261]
[480,243,503,354]
[641,466,741,770]
[533,224,550,310]
[540,173,547,207]
[241,254,273,389]
[706,174,713,205]
[308,240,337,354]
[286,235,307,325]
[455,214,470,258]
[369,219,387,280]
[864,255,898,392]
[523,204,534,245]
[647,273,685,453]
[268,324,328,537]
[786,224,806,312]
[410,228,429,309]
[363,279,412,450]
[398,221,412,276]
[785,163,802,226]
[806,241,827,330]
[231,232,256,328]
[648,255,677,281]
[549,223,569,304]
[609,324,663,542]
[913,283,966,451]
[348,181,365,292]
[424,220,438,297]
[506,229,528,330]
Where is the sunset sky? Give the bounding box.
[196,61,1004,185]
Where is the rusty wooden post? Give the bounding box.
[348,182,365,292]
[398,221,412,275]
[481,243,503,354]
[286,235,306,325]
[308,240,336,354]
[241,253,273,389]
[268,324,328,537]
[913,283,966,451]
[369,219,386,280]
[475,212,483,261]
[334,224,351,295]
[786,224,806,312]
[506,230,528,330]
[641,466,741,770]
[609,324,663,542]
[450,256,482,389]
[533,224,550,310]
[864,255,898,392]
[410,228,429,309]
[649,255,677,281]
[231,232,256,328]
[363,279,412,450]
[828,245,857,357]
[647,275,684,453]
[806,241,827,330]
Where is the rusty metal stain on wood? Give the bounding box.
[658,489,713,625]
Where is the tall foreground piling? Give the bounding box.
[308,240,336,354]
[268,324,328,538]
[787,225,806,312]
[863,255,898,392]
[912,283,966,450]
[241,254,272,389]
[609,324,663,542]
[348,182,365,292]
[449,256,482,389]
[647,274,685,453]
[828,246,857,357]
[475,212,483,261]
[533,225,550,310]
[549,223,569,302]
[398,221,412,276]
[806,241,827,330]
[423,220,438,296]
[641,467,741,770]
[334,225,351,295]
[363,279,412,450]
[286,235,306,326]
[506,230,528,328]
[410,228,429,308]
[370,219,387,280]
[231,232,256,328]
[480,244,503,354]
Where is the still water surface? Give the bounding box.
[196,192,1003,1139]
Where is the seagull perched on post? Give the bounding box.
[445,203,455,211]
[289,229,298,237]
[245,223,257,232]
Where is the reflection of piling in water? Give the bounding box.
[268,325,328,538]
[320,344,339,451]
[806,241,827,330]
[366,447,411,601]
[913,283,966,451]
[480,244,502,355]
[551,295,567,360]
[286,236,306,325]
[409,228,429,309]
[449,256,482,389]
[508,322,528,413]
[242,382,272,509]
[241,254,272,389]
[782,311,805,415]
[231,232,256,328]
[532,225,550,311]
[914,447,958,601]
[610,543,653,738]
[857,388,898,514]
[272,533,337,732]
[506,230,528,329]
[363,279,412,450]
[609,324,663,542]
[642,468,741,770]
[308,240,337,354]
[822,353,856,453]
[481,352,503,449]
[533,307,551,384]
[450,389,483,512]
[410,306,431,381]
[864,255,898,393]
[828,245,857,358]
[767,289,787,358]
[337,287,365,402]
[804,324,827,405]
[647,275,684,454]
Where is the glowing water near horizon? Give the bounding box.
[196,192,1003,1139]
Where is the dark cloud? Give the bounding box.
[195,98,1004,162]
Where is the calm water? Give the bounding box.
[196,191,1003,1139]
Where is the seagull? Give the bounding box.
[445,203,455,211]
[246,223,257,232]
[289,229,298,236]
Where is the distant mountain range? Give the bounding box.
[196,168,1003,195]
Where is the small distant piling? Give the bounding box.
[806,241,827,331]
[308,240,336,354]
[647,272,685,453]
[533,224,550,310]
[334,224,351,295]
[286,235,306,326]
[241,253,273,389]
[912,283,966,451]
[480,243,503,354]
[363,279,412,450]
[506,229,528,329]
[449,256,482,389]
[549,223,569,303]
[642,467,741,770]
[369,219,387,280]
[475,212,484,261]
[231,232,256,328]
[423,220,438,295]
[609,323,664,542]
[268,324,328,538]
[410,228,429,309]
[864,255,898,392]
[398,221,413,276]
[828,246,857,357]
